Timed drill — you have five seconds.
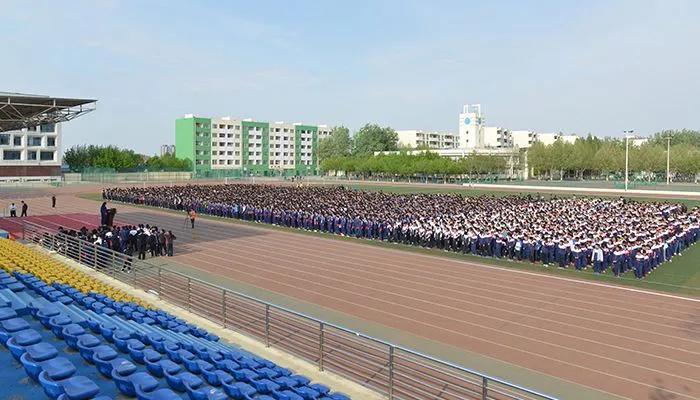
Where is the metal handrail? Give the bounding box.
[20,220,558,400]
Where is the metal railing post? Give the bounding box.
[388,346,395,399]
[264,305,270,347]
[187,277,192,312]
[93,246,97,269]
[482,376,488,400]
[111,252,116,276]
[319,322,325,371]
[221,290,227,327]
[157,267,162,298]
[78,240,83,264]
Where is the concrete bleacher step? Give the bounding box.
[0,289,29,316]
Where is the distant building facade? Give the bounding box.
[175,114,331,177]
[396,130,457,149]
[160,144,176,157]
[0,123,61,177]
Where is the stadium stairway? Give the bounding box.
[0,238,351,400]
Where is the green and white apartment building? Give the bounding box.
[176,114,332,177]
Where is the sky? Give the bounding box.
[1,0,699,155]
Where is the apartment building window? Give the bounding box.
[283,160,288,165]
[235,126,240,130]
[0,134,9,145]
[212,124,218,129]
[219,133,225,138]
[227,125,233,129]
[212,142,217,147]
[227,134,233,138]
[226,142,233,146]
[29,137,42,146]
[47,137,56,147]
[235,134,240,139]
[3,150,21,160]
[227,151,233,156]
[27,151,38,160]
[211,151,217,155]
[219,160,224,164]
[234,160,240,165]
[14,136,23,146]
[227,160,233,165]
[219,151,225,155]
[248,152,253,157]
[219,142,225,146]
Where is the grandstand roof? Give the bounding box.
[0,92,96,132]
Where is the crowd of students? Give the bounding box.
[55,224,177,260]
[102,184,700,279]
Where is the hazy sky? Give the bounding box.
[2,0,698,154]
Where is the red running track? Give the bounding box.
[4,193,700,400]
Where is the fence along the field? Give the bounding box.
[21,220,557,400]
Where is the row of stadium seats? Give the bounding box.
[0,238,351,400]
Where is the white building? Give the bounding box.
[511,130,536,149]
[396,130,457,149]
[0,123,61,173]
[482,126,512,148]
[457,104,485,149]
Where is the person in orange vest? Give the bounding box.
[188,209,196,229]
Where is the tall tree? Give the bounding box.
[318,126,352,161]
[352,124,398,156]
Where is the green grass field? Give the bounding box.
[81,185,700,297]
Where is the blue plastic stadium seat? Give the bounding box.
[1,317,31,341]
[170,348,195,364]
[58,375,100,400]
[165,370,203,392]
[112,369,159,397]
[222,381,256,399]
[71,333,98,353]
[46,290,64,302]
[214,359,241,373]
[112,329,133,349]
[134,382,181,400]
[91,345,118,365]
[6,282,25,292]
[57,296,74,305]
[94,354,137,377]
[294,386,321,399]
[146,358,182,378]
[49,314,73,338]
[257,367,280,379]
[99,321,118,341]
[128,340,148,364]
[277,392,304,400]
[289,375,311,386]
[184,358,214,374]
[21,354,76,381]
[309,383,331,396]
[274,376,301,390]
[0,306,18,321]
[202,369,234,387]
[233,368,259,383]
[79,344,111,364]
[37,306,62,327]
[6,329,42,359]
[186,384,228,400]
[39,371,98,400]
[252,378,280,394]
[24,341,58,361]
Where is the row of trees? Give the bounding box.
[527,131,700,180]
[63,145,191,172]
[318,124,399,160]
[321,151,508,179]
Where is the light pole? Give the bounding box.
[666,135,671,185]
[623,130,635,191]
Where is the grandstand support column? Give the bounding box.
[482,376,488,400]
[319,322,325,371]
[264,305,270,347]
[388,346,394,399]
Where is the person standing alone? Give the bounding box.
[51,195,56,208]
[188,209,196,229]
[20,201,28,217]
[9,203,17,217]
